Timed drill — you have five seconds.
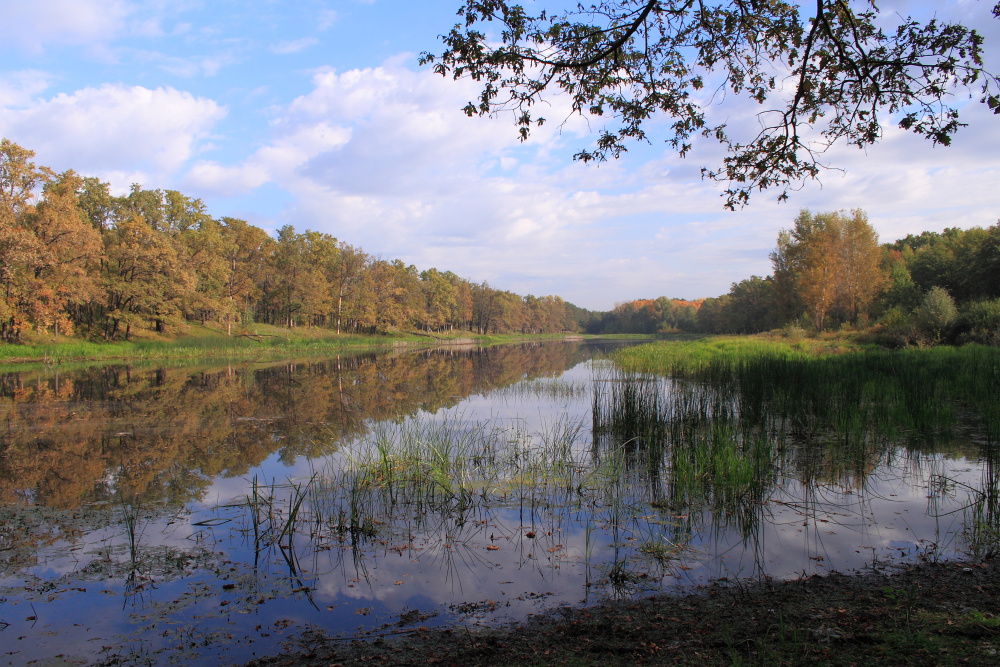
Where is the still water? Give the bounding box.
[0,341,990,665]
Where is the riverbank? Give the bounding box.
[0,323,625,368]
[246,559,1000,666]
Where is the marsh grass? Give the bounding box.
[490,378,591,402]
[610,338,1000,552]
[962,446,1000,558]
[213,340,1000,605]
[217,410,704,594]
[0,329,392,367]
[614,339,1000,448]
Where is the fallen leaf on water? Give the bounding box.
[486,545,500,551]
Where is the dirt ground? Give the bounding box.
[245,559,1000,666]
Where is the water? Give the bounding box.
[0,340,991,665]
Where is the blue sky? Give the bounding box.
[2,0,998,311]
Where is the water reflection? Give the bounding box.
[0,340,996,666]
[0,342,600,509]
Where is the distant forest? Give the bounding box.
[2,138,998,345]
[589,210,1000,347]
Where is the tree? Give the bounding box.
[77,177,115,232]
[913,286,958,343]
[329,242,368,334]
[779,210,842,331]
[445,271,474,330]
[102,215,190,339]
[267,226,312,327]
[23,171,104,336]
[897,226,990,303]
[835,209,884,324]
[726,276,778,333]
[218,217,272,334]
[423,1,1000,208]
[0,139,47,341]
[972,222,1000,299]
[421,268,459,332]
[770,209,885,331]
[879,248,920,314]
[695,295,731,333]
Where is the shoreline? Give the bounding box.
[244,558,1000,666]
[0,328,640,369]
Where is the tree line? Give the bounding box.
[0,139,580,342]
[592,209,1000,346]
[5,136,996,346]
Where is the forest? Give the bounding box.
[2,137,998,347]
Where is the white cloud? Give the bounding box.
[316,9,339,31]
[185,122,353,195]
[0,0,133,52]
[0,84,226,190]
[146,49,242,78]
[271,38,319,55]
[0,70,52,107]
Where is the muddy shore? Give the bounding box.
[245,559,1000,666]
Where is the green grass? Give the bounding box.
[611,336,1000,449]
[0,323,592,368]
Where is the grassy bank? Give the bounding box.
[0,324,604,367]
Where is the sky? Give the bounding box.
[1,0,998,311]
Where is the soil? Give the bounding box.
[245,560,1000,666]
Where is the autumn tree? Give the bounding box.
[835,210,884,324]
[0,139,47,341]
[266,226,310,327]
[103,186,204,333]
[445,271,474,331]
[217,217,271,334]
[76,177,115,232]
[421,268,459,332]
[363,259,423,333]
[329,242,368,334]
[300,230,339,327]
[424,1,1000,208]
[23,171,104,336]
[1,137,600,341]
[471,281,500,334]
[102,215,191,339]
[771,209,885,331]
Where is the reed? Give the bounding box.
[612,339,1000,449]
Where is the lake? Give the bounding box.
[0,340,994,665]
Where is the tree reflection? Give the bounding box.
[0,342,596,509]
